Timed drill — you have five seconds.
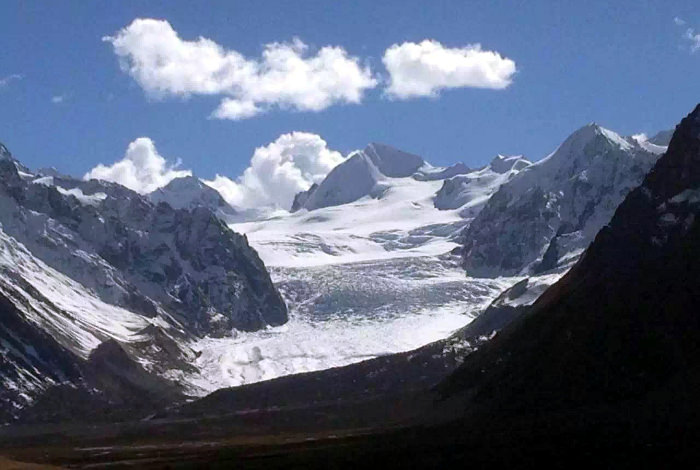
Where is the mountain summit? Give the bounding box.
[461,123,665,276]
[296,143,425,211]
[149,175,238,220]
[362,143,425,177]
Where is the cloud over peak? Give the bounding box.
[84,132,344,210]
[104,19,377,120]
[382,40,516,99]
[203,132,344,209]
[84,137,191,194]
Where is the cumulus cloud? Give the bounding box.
[104,19,377,120]
[382,40,516,99]
[203,132,344,209]
[84,137,191,193]
[211,99,262,120]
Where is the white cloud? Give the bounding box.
[0,74,22,88]
[382,40,516,99]
[104,19,377,119]
[674,17,686,26]
[83,132,343,209]
[203,132,344,209]
[211,99,262,120]
[51,94,66,104]
[84,137,191,193]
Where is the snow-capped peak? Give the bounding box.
[562,123,632,154]
[363,142,425,178]
[301,149,386,211]
[627,132,668,155]
[433,155,531,212]
[155,175,214,198]
[291,143,428,212]
[149,175,238,219]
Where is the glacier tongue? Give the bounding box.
[184,256,514,394]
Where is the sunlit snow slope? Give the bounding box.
[231,176,467,267]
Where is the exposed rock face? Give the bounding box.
[649,129,674,146]
[461,124,665,277]
[442,104,700,417]
[0,292,84,422]
[1,164,287,334]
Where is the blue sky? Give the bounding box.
[0,0,698,202]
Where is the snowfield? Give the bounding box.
[230,176,467,267]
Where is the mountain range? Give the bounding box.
[0,118,672,419]
[1,102,697,468]
[0,104,696,468]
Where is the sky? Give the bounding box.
[0,0,698,208]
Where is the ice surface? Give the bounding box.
[184,256,513,394]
